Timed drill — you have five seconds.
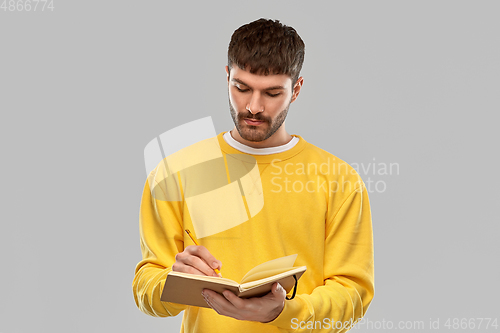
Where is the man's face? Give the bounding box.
[226,65,300,143]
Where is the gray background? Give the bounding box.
[1,0,499,332]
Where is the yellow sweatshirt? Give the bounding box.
[133,131,374,332]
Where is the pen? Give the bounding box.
[185,229,222,277]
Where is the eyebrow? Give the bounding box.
[231,78,286,91]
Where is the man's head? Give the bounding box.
[226,18,305,146]
[227,18,305,90]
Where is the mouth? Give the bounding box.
[243,118,265,126]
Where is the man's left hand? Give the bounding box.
[202,282,286,323]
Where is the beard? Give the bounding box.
[228,98,291,142]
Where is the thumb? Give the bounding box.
[273,283,285,297]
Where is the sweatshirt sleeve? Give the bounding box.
[267,183,375,332]
[132,174,188,317]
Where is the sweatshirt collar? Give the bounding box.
[217,131,307,164]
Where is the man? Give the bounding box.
[133,18,374,332]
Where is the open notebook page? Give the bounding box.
[240,254,298,284]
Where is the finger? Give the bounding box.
[186,245,222,276]
[202,291,218,312]
[174,250,217,276]
[188,245,222,270]
[172,263,208,276]
[203,289,235,315]
[222,290,245,308]
[272,283,286,299]
[183,255,217,276]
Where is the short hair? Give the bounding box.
[227,18,305,87]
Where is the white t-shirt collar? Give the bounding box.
[223,131,299,155]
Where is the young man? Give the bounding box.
[133,18,374,332]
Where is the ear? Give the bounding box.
[290,76,304,103]
[225,66,230,84]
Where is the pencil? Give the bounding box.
[185,229,222,277]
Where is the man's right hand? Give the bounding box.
[172,245,222,277]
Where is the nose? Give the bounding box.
[246,92,264,114]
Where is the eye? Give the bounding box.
[235,86,249,93]
[267,92,280,97]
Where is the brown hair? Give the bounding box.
[227,18,305,87]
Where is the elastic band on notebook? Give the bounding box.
[286,275,298,300]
